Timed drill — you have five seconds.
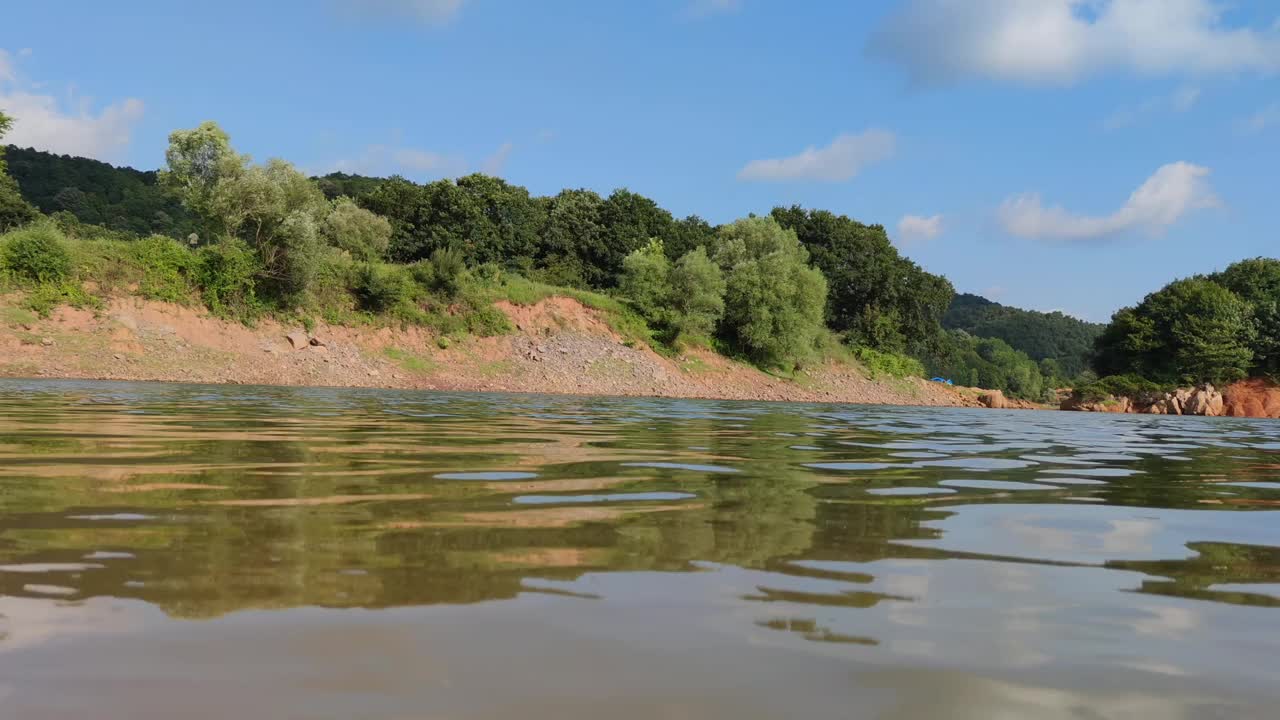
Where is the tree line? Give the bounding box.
[1093,259,1280,387]
[3,117,1110,398]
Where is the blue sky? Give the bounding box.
[2,0,1278,321]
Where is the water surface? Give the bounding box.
[1,379,1279,718]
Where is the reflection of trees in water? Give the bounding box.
[1109,542,1280,608]
[4,385,1280,622]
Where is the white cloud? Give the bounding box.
[0,48,144,161]
[897,214,943,244]
[1103,85,1200,129]
[0,50,14,84]
[737,129,895,183]
[998,161,1218,241]
[869,0,1280,85]
[685,0,741,18]
[1241,102,1280,132]
[479,141,514,176]
[338,0,466,25]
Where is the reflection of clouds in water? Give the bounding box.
[0,597,149,653]
[1134,605,1199,639]
[1101,519,1158,554]
[876,671,1245,720]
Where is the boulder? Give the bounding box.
[309,337,326,348]
[978,390,1008,409]
[1184,385,1225,416]
[286,331,309,350]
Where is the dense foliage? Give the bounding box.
[1094,273,1259,386]
[921,330,1056,401]
[944,293,1103,377]
[0,115,40,232]
[4,117,1150,395]
[3,144,194,237]
[771,206,953,355]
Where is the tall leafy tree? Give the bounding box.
[712,217,828,368]
[1213,258,1280,376]
[0,112,40,231]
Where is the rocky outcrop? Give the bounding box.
[1062,383,1238,417]
[1223,379,1280,418]
[978,390,1008,409]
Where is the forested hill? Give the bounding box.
[4,145,197,238]
[944,293,1104,377]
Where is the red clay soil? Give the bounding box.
[1224,379,1280,418]
[0,293,997,408]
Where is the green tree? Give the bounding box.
[771,206,952,354]
[1213,258,1280,377]
[0,112,40,231]
[1094,278,1254,386]
[668,246,725,341]
[619,239,672,325]
[713,217,828,368]
[598,189,675,287]
[323,196,392,261]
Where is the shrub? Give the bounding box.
[428,246,466,296]
[619,239,671,325]
[24,281,98,316]
[351,262,413,312]
[197,239,261,318]
[1,223,73,283]
[1074,374,1169,402]
[131,235,197,303]
[323,196,391,261]
[853,346,926,378]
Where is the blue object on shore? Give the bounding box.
[930,377,954,385]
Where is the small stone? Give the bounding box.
[286,331,309,350]
[113,354,123,360]
[40,337,54,347]
[368,369,380,378]
[309,337,326,347]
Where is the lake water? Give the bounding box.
[1,379,1278,719]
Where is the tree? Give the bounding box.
[538,188,606,287]
[323,196,392,261]
[771,206,952,354]
[0,112,39,231]
[1093,278,1254,386]
[667,246,725,341]
[161,121,372,302]
[597,189,675,287]
[944,292,1104,378]
[619,239,672,325]
[1213,258,1280,376]
[713,217,828,368]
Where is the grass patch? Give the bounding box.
[383,347,438,374]
[850,346,926,379]
[0,305,38,327]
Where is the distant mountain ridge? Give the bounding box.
[944,293,1104,377]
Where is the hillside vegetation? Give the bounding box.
[4,116,1068,401]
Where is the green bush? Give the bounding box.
[131,235,197,303]
[1,223,73,283]
[197,239,262,318]
[668,246,724,343]
[351,262,413,312]
[713,217,828,369]
[24,281,98,316]
[1074,374,1169,402]
[853,346,926,378]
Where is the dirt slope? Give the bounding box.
[0,295,981,407]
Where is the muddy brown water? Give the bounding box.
[1,379,1278,719]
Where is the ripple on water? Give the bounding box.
[22,584,77,596]
[940,479,1061,491]
[0,562,105,573]
[622,462,740,474]
[434,471,538,481]
[1221,482,1280,490]
[804,462,897,471]
[513,491,697,505]
[66,513,154,521]
[866,487,958,496]
[915,458,1038,471]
